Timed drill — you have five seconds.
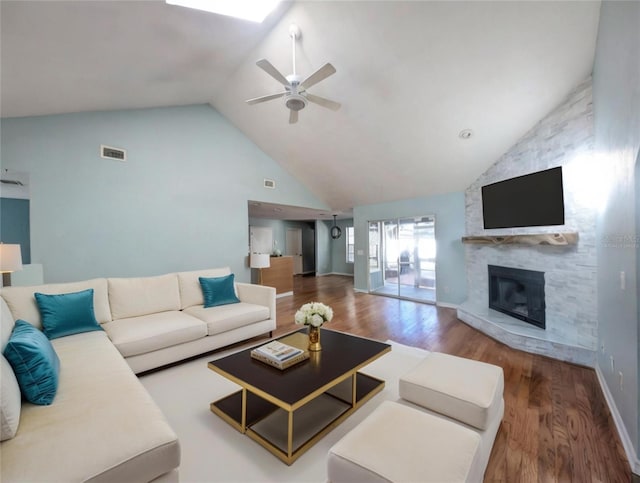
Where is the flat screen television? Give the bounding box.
[481,167,565,229]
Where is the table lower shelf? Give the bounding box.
[210,372,384,464]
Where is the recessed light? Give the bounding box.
[166,0,281,23]
[459,129,473,139]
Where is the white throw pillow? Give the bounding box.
[1,354,21,441]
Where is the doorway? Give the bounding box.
[368,216,436,303]
[286,228,303,275]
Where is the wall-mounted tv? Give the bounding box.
[481,167,565,229]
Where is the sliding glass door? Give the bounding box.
[368,216,436,303]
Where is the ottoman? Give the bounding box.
[327,400,484,482]
[399,352,504,431]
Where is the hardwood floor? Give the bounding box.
[274,275,632,482]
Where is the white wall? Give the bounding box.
[0,105,328,282]
[593,0,640,468]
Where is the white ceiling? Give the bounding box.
[1,1,601,218]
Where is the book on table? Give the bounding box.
[251,340,309,370]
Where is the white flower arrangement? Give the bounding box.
[294,302,334,328]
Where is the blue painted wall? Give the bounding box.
[593,0,640,463]
[0,105,328,282]
[315,220,331,275]
[329,218,354,276]
[0,198,31,263]
[353,192,466,305]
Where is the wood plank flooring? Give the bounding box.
[273,275,632,482]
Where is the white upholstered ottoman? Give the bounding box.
[327,400,485,482]
[399,352,504,431]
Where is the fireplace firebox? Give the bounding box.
[488,265,545,329]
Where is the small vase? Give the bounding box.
[308,325,322,352]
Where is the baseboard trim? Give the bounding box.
[436,302,458,309]
[595,363,640,474]
[275,291,293,298]
[353,288,368,293]
[316,272,354,277]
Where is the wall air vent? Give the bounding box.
[264,178,276,189]
[0,179,24,186]
[101,145,127,162]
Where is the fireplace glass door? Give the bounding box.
[368,216,436,303]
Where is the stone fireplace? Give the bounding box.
[488,265,545,329]
[456,78,597,367]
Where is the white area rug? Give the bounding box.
[140,341,429,483]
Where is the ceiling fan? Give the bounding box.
[245,24,340,124]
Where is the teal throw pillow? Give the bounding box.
[35,289,103,340]
[3,320,60,405]
[199,274,241,308]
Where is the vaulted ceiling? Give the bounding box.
[1,1,601,216]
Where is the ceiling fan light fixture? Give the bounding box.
[285,94,307,111]
[166,0,281,23]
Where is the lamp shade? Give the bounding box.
[250,253,271,269]
[0,244,23,273]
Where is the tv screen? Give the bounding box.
[481,167,565,229]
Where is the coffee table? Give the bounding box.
[207,329,391,465]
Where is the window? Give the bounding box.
[346,226,355,263]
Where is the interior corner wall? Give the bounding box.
[315,220,331,275]
[329,218,354,276]
[353,192,466,305]
[0,105,327,283]
[593,0,640,466]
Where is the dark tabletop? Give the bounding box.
[208,328,390,406]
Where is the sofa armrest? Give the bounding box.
[235,283,276,321]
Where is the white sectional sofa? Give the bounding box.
[0,267,276,482]
[2,267,276,374]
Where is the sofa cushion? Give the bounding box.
[184,303,270,336]
[4,320,60,405]
[1,297,16,351]
[0,330,180,482]
[108,274,181,320]
[200,274,240,308]
[327,400,483,483]
[0,355,21,441]
[103,311,207,357]
[0,279,111,330]
[34,288,103,340]
[177,267,232,309]
[399,352,504,430]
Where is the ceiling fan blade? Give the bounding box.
[256,59,290,87]
[245,92,286,105]
[300,63,336,90]
[305,93,341,111]
[289,109,298,124]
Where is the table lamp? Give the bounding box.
[0,243,23,287]
[250,253,271,285]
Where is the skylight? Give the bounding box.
[166,0,282,23]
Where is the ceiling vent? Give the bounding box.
[101,145,127,161]
[264,178,276,189]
